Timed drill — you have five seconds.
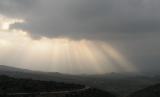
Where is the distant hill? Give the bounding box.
[128,83,160,97]
[0,75,115,97]
[0,65,75,82]
[0,65,33,72]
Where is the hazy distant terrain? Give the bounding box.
[0,65,160,97]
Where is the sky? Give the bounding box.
[0,0,159,74]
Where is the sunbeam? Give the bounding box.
[0,15,137,74]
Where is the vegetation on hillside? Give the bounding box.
[128,83,160,97]
[0,75,116,97]
[0,75,83,94]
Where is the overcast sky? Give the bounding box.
[0,0,160,74]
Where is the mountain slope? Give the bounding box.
[0,75,116,97]
[0,65,160,97]
[128,83,160,97]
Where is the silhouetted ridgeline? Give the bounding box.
[128,83,160,97]
[0,75,116,97]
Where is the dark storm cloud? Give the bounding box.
[0,0,37,17]
[3,0,159,39]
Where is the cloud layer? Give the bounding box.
[0,0,159,39]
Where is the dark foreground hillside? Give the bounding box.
[128,83,160,97]
[1,65,160,97]
[0,75,83,93]
[0,75,115,97]
[65,88,116,97]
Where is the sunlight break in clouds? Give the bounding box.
[0,15,137,74]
